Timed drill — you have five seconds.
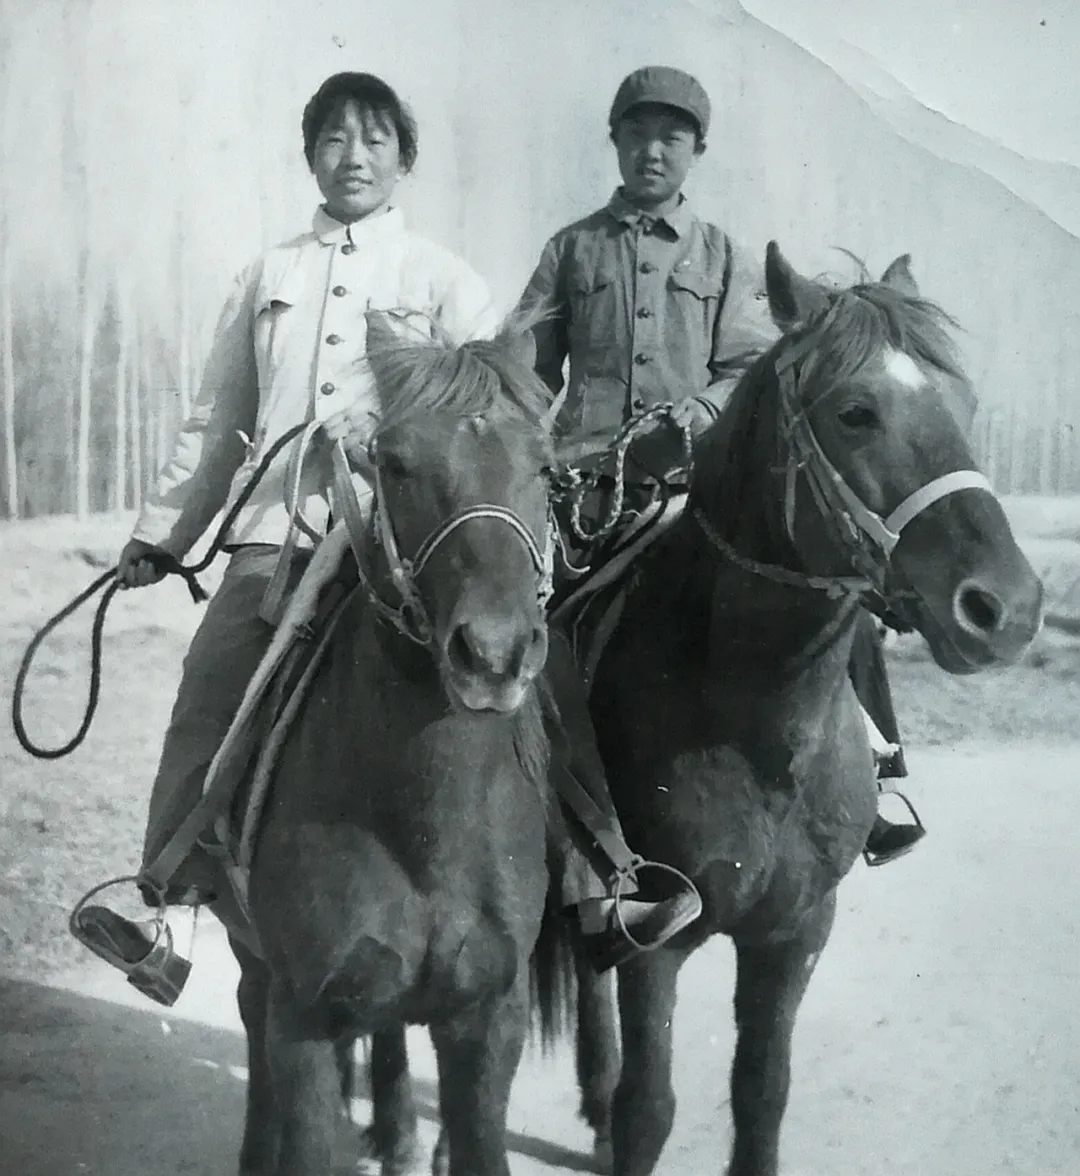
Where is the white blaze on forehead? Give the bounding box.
[882,346,927,391]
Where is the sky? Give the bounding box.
[740,0,1080,166]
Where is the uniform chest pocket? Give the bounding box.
[667,268,721,365]
[252,297,297,392]
[569,267,621,352]
[667,269,720,302]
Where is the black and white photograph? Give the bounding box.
[1,2,1078,1173]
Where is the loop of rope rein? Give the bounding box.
[11,423,308,760]
[557,404,689,545]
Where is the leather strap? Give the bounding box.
[330,441,372,575]
[260,420,324,626]
[549,761,641,880]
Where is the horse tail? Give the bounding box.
[528,895,577,1055]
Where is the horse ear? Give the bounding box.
[880,253,919,297]
[765,241,830,330]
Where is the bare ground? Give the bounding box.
[2,743,1078,1176]
[1,504,1079,1174]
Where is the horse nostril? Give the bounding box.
[954,580,1006,635]
[528,624,548,669]
[448,625,484,676]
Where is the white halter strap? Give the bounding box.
[881,470,995,551]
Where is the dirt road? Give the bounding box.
[1,743,1077,1176]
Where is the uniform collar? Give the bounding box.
[606,189,693,238]
[313,204,405,246]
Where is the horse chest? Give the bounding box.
[594,654,874,936]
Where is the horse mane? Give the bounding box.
[365,310,553,445]
[691,272,973,538]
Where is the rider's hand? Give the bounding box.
[116,538,170,589]
[668,397,714,435]
[321,403,376,446]
[321,407,376,478]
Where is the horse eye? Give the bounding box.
[837,404,878,430]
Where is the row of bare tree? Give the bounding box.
[3,0,1080,521]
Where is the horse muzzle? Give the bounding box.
[913,564,1044,674]
[441,613,549,714]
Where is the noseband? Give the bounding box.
[332,439,553,646]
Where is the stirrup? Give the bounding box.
[862,791,925,869]
[578,858,703,975]
[69,875,192,1007]
[609,859,702,949]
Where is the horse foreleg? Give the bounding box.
[610,946,688,1176]
[575,950,620,1171]
[728,895,837,1176]
[264,978,343,1176]
[359,1025,422,1176]
[230,934,279,1176]
[429,976,530,1176]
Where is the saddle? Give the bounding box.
[550,476,688,692]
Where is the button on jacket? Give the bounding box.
[521,190,776,459]
[133,207,498,556]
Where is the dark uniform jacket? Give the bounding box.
[520,189,777,460]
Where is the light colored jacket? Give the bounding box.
[133,206,498,556]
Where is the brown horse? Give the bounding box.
[561,243,1045,1176]
[214,324,571,1176]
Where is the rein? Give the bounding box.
[12,423,308,759]
[555,403,694,546]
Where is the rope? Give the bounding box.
[11,423,308,760]
[558,404,692,545]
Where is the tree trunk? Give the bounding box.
[112,278,129,511]
[0,214,15,520]
[129,312,142,511]
[75,255,96,518]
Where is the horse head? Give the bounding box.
[365,312,552,711]
[756,242,1043,672]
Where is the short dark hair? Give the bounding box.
[302,72,418,172]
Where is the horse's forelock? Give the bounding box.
[368,322,551,443]
[806,284,971,404]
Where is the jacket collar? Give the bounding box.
[606,189,693,238]
[313,204,406,246]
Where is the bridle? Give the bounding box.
[331,437,554,646]
[694,303,995,612]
